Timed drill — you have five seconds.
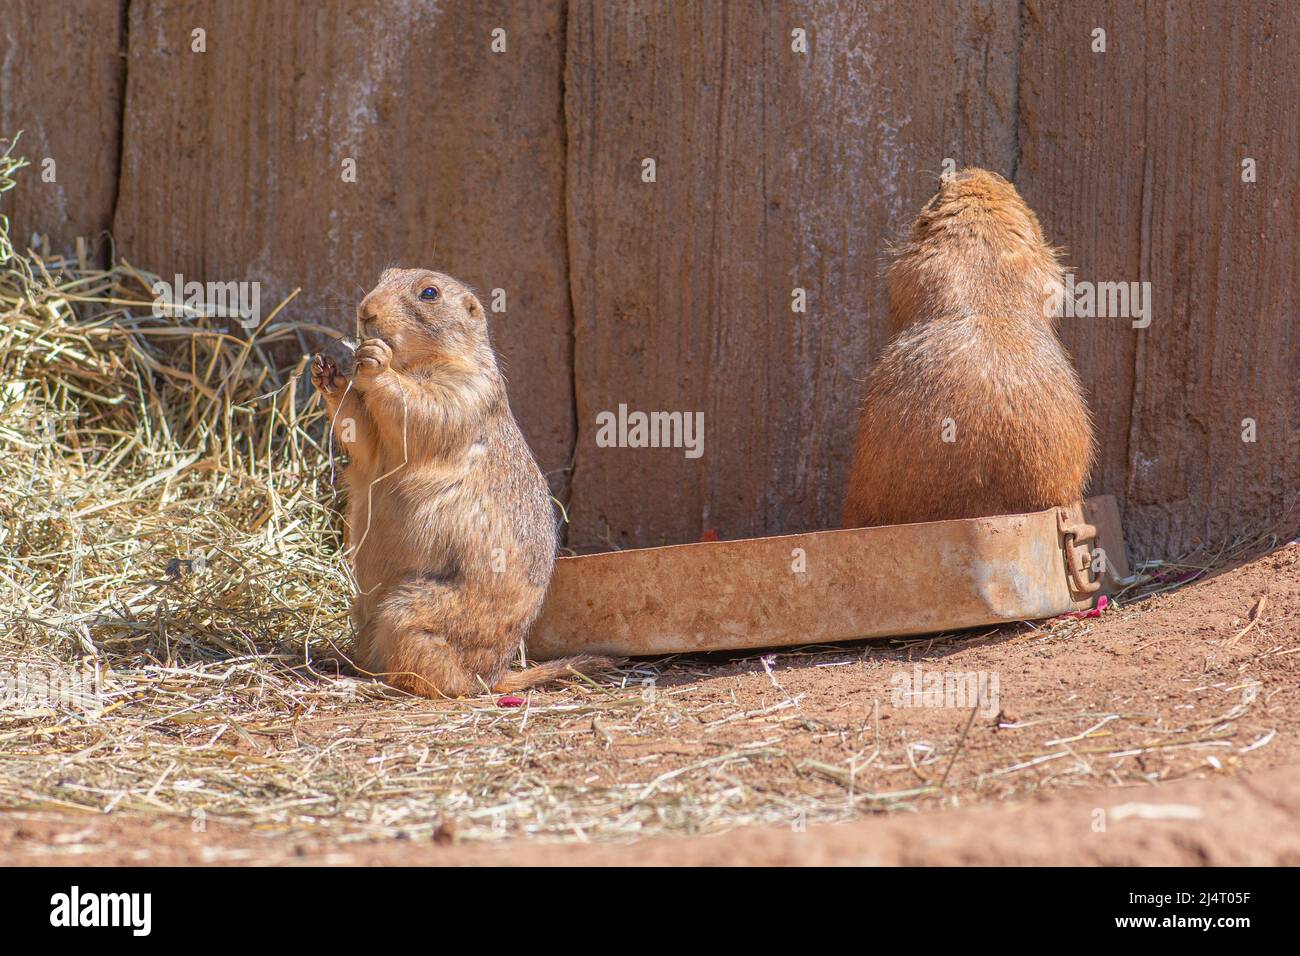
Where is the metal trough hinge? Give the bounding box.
[1057,509,1102,595]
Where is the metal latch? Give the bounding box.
[1057,509,1102,595]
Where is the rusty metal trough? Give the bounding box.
[531,495,1129,659]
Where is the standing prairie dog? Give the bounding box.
[842,168,1094,528]
[311,268,611,698]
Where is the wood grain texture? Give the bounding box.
[4,0,1295,559]
[0,0,125,257]
[564,0,1019,549]
[1020,0,1300,557]
[111,0,574,488]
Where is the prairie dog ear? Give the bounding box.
[461,292,485,320]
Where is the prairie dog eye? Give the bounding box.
[419,286,439,301]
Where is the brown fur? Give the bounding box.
[842,168,1095,528]
[312,268,613,698]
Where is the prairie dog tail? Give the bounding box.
[492,654,622,694]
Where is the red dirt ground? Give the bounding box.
[2,540,1298,866]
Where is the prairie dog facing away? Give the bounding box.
[842,168,1095,528]
[311,268,611,698]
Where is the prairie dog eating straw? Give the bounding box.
[312,268,614,698]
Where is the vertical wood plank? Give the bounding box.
[0,0,125,256]
[112,0,574,486]
[565,0,1019,549]
[1020,0,1300,557]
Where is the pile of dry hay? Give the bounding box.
[0,249,351,677]
[0,138,354,681]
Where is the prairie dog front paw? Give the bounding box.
[354,338,394,388]
[311,353,345,395]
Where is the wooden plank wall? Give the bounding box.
[1018,0,1300,558]
[1,0,1296,561]
[109,0,575,488]
[565,0,1019,548]
[0,1,124,255]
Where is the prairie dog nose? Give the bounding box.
[357,292,386,333]
[357,286,398,326]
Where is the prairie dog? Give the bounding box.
[311,268,610,698]
[842,169,1095,528]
